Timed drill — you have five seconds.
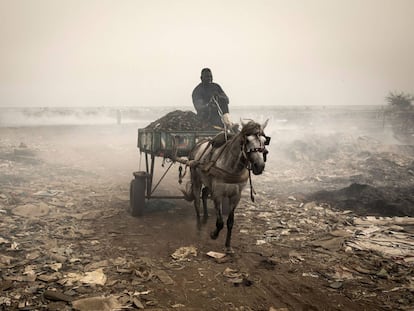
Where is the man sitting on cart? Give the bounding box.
[192,68,235,131]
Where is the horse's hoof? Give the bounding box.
[225,247,235,254]
[210,231,218,240]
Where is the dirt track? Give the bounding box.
[1,123,413,310]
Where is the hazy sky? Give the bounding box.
[1,0,413,107]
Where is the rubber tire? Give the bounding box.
[130,178,146,217]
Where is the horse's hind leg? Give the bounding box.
[201,187,209,218]
[191,168,202,219]
[210,199,224,240]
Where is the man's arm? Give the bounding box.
[215,84,229,106]
[192,86,209,117]
[213,84,229,115]
[213,84,233,128]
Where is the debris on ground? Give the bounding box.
[1,121,413,310]
[171,246,198,261]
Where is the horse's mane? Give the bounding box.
[240,121,263,136]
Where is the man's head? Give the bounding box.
[200,68,213,84]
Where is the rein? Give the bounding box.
[248,168,256,202]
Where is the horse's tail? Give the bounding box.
[181,181,195,201]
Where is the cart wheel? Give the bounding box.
[130,172,147,217]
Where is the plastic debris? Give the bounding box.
[171,246,198,261]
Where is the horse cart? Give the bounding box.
[130,127,219,216]
[131,113,270,251]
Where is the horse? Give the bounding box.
[184,120,270,253]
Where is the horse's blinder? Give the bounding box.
[242,132,271,162]
[263,135,270,162]
[264,135,271,146]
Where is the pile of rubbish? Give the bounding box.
[145,110,214,131]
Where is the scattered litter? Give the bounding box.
[47,262,63,272]
[223,267,241,279]
[353,216,414,226]
[329,281,343,289]
[346,225,414,261]
[310,236,344,251]
[71,296,122,311]
[154,269,174,285]
[376,268,389,278]
[222,267,253,287]
[0,254,15,265]
[33,190,62,197]
[302,272,319,278]
[257,212,273,218]
[289,251,305,262]
[10,241,19,251]
[37,273,61,282]
[206,251,226,259]
[132,297,145,309]
[171,246,197,261]
[330,266,356,281]
[43,289,73,302]
[61,268,107,286]
[172,303,186,308]
[12,203,50,217]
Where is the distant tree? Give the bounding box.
[385,91,413,109]
[385,91,414,141]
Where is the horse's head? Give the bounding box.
[240,119,270,175]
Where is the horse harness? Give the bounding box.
[182,130,268,201]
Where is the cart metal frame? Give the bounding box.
[130,128,219,216]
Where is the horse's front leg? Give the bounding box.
[225,195,241,253]
[193,195,201,218]
[225,209,235,253]
[210,199,223,240]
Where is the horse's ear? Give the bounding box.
[262,119,269,130]
[240,118,246,127]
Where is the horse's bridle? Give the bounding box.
[241,132,271,163]
[238,131,270,202]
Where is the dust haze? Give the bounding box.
[0,105,402,193]
[1,1,414,108]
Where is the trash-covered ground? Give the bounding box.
[0,120,413,310]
